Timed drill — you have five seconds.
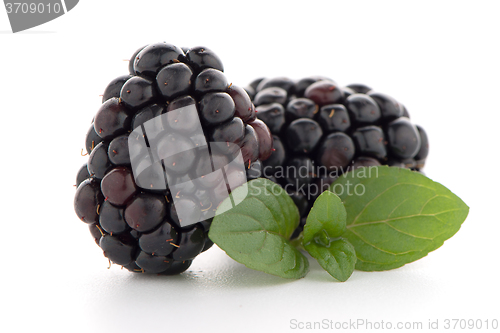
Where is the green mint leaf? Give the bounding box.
[330,166,469,271]
[303,191,347,244]
[303,191,356,282]
[208,178,308,279]
[304,238,356,282]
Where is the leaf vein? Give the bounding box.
[349,229,420,255]
[348,208,463,227]
[419,194,439,214]
[388,198,409,218]
[248,196,283,232]
[351,183,450,225]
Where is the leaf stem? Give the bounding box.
[290,232,305,251]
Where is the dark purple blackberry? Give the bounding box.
[128,45,147,75]
[76,163,90,187]
[248,119,273,161]
[256,77,295,96]
[76,43,273,275]
[170,225,205,261]
[94,97,133,140]
[99,201,129,235]
[316,132,356,171]
[254,103,285,134]
[244,77,265,99]
[286,118,323,154]
[85,124,103,154]
[248,77,265,91]
[185,46,224,73]
[249,76,429,235]
[345,94,381,125]
[89,223,105,245]
[135,252,173,273]
[315,104,351,133]
[156,62,193,100]
[133,43,184,78]
[99,233,137,266]
[254,87,287,106]
[295,76,329,97]
[304,80,344,106]
[367,91,403,121]
[346,83,372,94]
[201,234,214,253]
[199,92,235,126]
[101,167,137,206]
[194,68,228,95]
[286,98,318,121]
[108,134,131,166]
[402,105,410,118]
[159,260,193,275]
[239,125,260,165]
[351,126,387,160]
[124,192,167,232]
[139,222,178,256]
[227,85,256,123]
[386,117,421,159]
[262,135,286,178]
[102,75,132,103]
[414,125,429,169]
[88,142,112,179]
[74,178,104,224]
[208,117,245,149]
[341,86,356,99]
[120,76,157,110]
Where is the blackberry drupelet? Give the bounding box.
[248,76,429,232]
[75,43,273,274]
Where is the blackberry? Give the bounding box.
[254,103,286,134]
[75,43,273,275]
[76,163,90,187]
[345,94,381,125]
[102,75,132,103]
[248,119,273,160]
[304,80,344,106]
[315,104,351,133]
[286,98,318,121]
[351,126,387,160]
[386,117,421,159]
[74,178,104,224]
[254,87,287,106]
[249,76,429,232]
[239,125,260,165]
[286,118,323,154]
[87,142,112,180]
[85,124,103,155]
[414,125,429,169]
[316,132,356,171]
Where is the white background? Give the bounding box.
[1,1,499,332]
